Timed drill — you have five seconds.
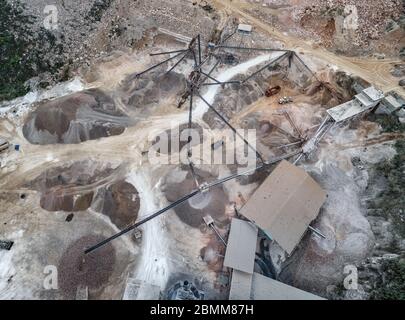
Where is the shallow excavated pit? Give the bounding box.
[23,89,129,145]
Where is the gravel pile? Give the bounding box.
[58,235,115,299]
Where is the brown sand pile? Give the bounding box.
[120,70,187,110]
[40,189,94,212]
[200,238,226,272]
[28,161,115,212]
[92,181,140,229]
[23,89,127,145]
[58,235,115,299]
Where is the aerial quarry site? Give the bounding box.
[0,0,405,304]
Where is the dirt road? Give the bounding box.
[212,0,405,95]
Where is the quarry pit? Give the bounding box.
[1,3,404,301]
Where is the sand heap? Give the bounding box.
[120,70,187,111]
[58,235,115,299]
[23,89,129,145]
[28,161,115,212]
[92,180,140,229]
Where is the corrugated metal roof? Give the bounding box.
[327,99,367,122]
[240,160,326,254]
[238,24,253,32]
[229,270,253,300]
[384,95,403,110]
[223,218,258,273]
[355,92,374,107]
[251,273,324,300]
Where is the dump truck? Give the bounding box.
[0,139,9,154]
[265,85,281,97]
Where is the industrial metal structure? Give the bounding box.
[327,86,384,122]
[84,29,378,256]
[84,29,316,255]
[240,160,327,255]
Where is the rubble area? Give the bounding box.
[1,0,217,101]
[246,0,405,57]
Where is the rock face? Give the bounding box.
[3,0,217,102]
[279,165,375,296]
[293,0,403,55]
[23,89,129,144]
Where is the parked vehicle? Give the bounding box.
[265,85,281,97]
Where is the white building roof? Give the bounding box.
[327,100,366,122]
[240,160,326,255]
[355,92,374,107]
[229,271,325,300]
[384,95,403,110]
[224,218,258,273]
[251,273,325,300]
[238,24,253,33]
[229,270,253,300]
[362,86,384,102]
[328,86,385,122]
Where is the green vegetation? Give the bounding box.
[373,139,405,237]
[367,113,405,133]
[368,114,405,237]
[371,257,405,300]
[87,0,113,23]
[0,0,65,102]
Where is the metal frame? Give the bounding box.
[85,31,315,254]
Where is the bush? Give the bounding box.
[373,140,405,237]
[0,0,66,101]
[371,257,405,300]
[367,113,405,133]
